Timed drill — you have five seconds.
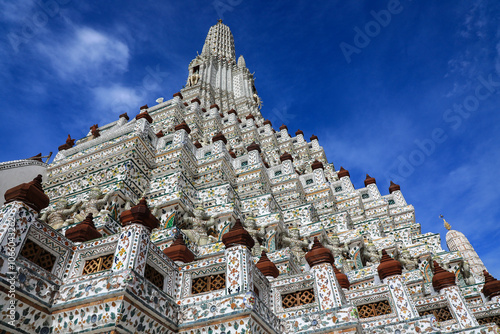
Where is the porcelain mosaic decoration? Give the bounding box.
[1,20,500,334]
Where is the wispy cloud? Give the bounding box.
[37,26,130,85]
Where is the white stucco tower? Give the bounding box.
[443,217,486,277]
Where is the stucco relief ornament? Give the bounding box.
[41,198,80,229]
[243,216,271,256]
[397,247,418,271]
[179,206,218,246]
[282,224,309,265]
[319,228,349,259]
[74,188,116,222]
[362,239,381,266]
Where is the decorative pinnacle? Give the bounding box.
[440,215,451,230]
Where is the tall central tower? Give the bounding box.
[181,20,262,123]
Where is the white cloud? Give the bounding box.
[92,84,143,119]
[37,26,129,84]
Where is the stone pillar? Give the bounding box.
[432,261,478,328]
[337,167,355,192]
[311,160,326,183]
[173,121,191,145]
[113,198,159,275]
[222,219,255,295]
[0,175,49,268]
[364,174,381,199]
[378,250,419,320]
[389,181,407,206]
[305,238,346,310]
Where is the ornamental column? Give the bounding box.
[112,198,159,275]
[305,237,346,310]
[377,249,419,320]
[432,261,478,328]
[222,219,255,294]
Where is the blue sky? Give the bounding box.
[1,1,500,276]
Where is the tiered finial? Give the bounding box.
[256,251,279,278]
[221,219,255,250]
[4,175,49,213]
[432,260,456,292]
[65,213,102,243]
[120,198,160,231]
[377,249,402,280]
[163,234,195,263]
[440,215,451,231]
[305,237,334,267]
[482,270,500,299]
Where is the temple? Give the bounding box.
[1,21,500,334]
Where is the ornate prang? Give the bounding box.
[279,151,293,162]
[58,135,75,151]
[221,219,255,250]
[163,234,195,263]
[482,270,500,299]
[212,132,227,144]
[136,109,153,123]
[377,249,402,280]
[174,121,191,134]
[389,181,400,193]
[156,130,164,138]
[256,251,280,278]
[90,124,100,138]
[4,174,49,213]
[305,237,334,267]
[364,174,376,186]
[247,141,261,153]
[65,213,102,243]
[120,198,160,231]
[432,260,456,292]
[311,159,324,170]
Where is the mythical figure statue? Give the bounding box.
[187,72,200,87]
[319,229,349,259]
[362,241,381,266]
[397,248,418,270]
[253,93,262,108]
[41,198,80,230]
[461,261,476,285]
[74,188,115,222]
[242,216,271,256]
[282,226,309,265]
[180,207,218,246]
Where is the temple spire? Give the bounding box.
[201,20,236,60]
[440,215,451,230]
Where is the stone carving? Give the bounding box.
[179,206,218,246]
[362,241,381,266]
[74,188,115,222]
[461,261,476,285]
[282,226,309,265]
[319,229,349,259]
[397,248,418,271]
[242,216,271,256]
[41,198,80,229]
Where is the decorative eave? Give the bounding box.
[311,159,324,170]
[377,249,402,280]
[305,237,334,267]
[482,270,500,299]
[120,198,160,231]
[247,141,261,153]
[337,166,350,178]
[174,121,191,134]
[4,175,49,213]
[163,234,195,263]
[279,151,293,162]
[389,181,400,193]
[364,174,376,186]
[136,110,153,123]
[432,261,456,292]
[65,213,102,243]
[212,132,228,144]
[221,219,255,250]
[256,251,279,278]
